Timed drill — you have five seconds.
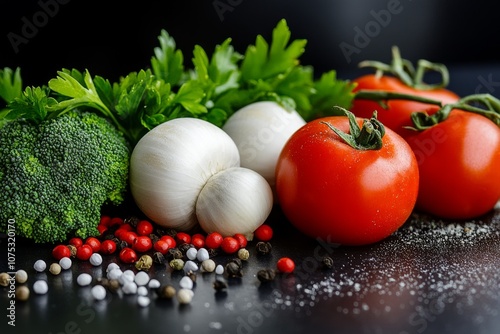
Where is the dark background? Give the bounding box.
[0,0,499,87]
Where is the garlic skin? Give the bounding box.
[130,118,240,231]
[222,101,306,191]
[196,167,273,237]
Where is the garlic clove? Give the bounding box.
[130,118,240,231]
[196,167,273,237]
[222,101,306,192]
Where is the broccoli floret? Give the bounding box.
[0,110,130,243]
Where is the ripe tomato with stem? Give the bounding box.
[275,108,419,246]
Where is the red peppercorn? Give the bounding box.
[254,224,273,241]
[205,232,223,249]
[85,237,102,253]
[277,257,295,273]
[120,231,138,246]
[191,233,205,249]
[176,232,191,245]
[109,216,124,227]
[153,240,170,254]
[136,220,154,236]
[221,236,240,254]
[68,237,83,248]
[99,215,112,227]
[160,235,176,249]
[133,235,153,253]
[100,240,117,255]
[97,224,108,235]
[233,233,248,248]
[119,247,138,264]
[52,244,71,260]
[76,244,93,261]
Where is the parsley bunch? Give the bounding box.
[1,19,355,147]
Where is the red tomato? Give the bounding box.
[404,109,500,219]
[351,75,460,138]
[275,113,419,246]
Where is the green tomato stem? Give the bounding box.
[321,107,385,150]
[358,46,449,90]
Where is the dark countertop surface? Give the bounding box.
[2,66,500,334]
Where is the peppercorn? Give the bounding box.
[231,258,243,269]
[201,259,216,273]
[187,271,197,283]
[207,248,218,258]
[153,252,166,264]
[135,254,153,271]
[149,233,160,244]
[117,240,129,251]
[67,244,78,257]
[237,248,250,261]
[177,288,193,304]
[0,272,11,286]
[255,241,272,255]
[124,215,140,228]
[257,269,276,283]
[15,270,28,284]
[225,261,242,278]
[322,256,334,269]
[156,285,176,299]
[178,243,194,255]
[169,259,185,271]
[213,279,227,292]
[166,248,183,261]
[49,263,62,275]
[16,285,30,301]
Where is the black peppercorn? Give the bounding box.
[322,256,334,269]
[166,248,183,261]
[257,269,276,283]
[156,285,176,299]
[153,252,166,264]
[149,233,160,244]
[213,279,227,292]
[124,216,140,228]
[225,261,242,278]
[256,241,272,255]
[178,243,194,255]
[207,248,218,258]
[117,240,129,250]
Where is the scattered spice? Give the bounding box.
[152,251,166,264]
[0,272,10,286]
[237,248,250,261]
[135,254,153,271]
[16,285,30,301]
[15,270,28,284]
[167,248,183,261]
[156,285,176,299]
[67,244,78,257]
[49,263,62,275]
[177,288,194,304]
[321,256,334,269]
[169,258,185,271]
[257,269,276,283]
[225,260,243,278]
[213,279,228,292]
[255,241,272,255]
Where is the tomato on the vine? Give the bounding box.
[275,109,419,246]
[404,107,500,219]
[350,47,460,138]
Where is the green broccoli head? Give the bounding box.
[0,110,130,243]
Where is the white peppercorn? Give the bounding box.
[0,272,10,286]
[89,253,103,266]
[59,257,72,270]
[77,273,93,287]
[49,263,62,275]
[137,295,151,307]
[196,248,210,262]
[15,270,28,284]
[122,282,138,294]
[33,280,48,294]
[148,279,161,289]
[134,271,150,286]
[33,259,46,272]
[106,263,120,273]
[215,264,224,275]
[107,268,123,281]
[183,260,198,273]
[186,247,198,260]
[179,276,194,290]
[137,286,149,296]
[201,259,216,273]
[177,288,193,304]
[91,285,106,301]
